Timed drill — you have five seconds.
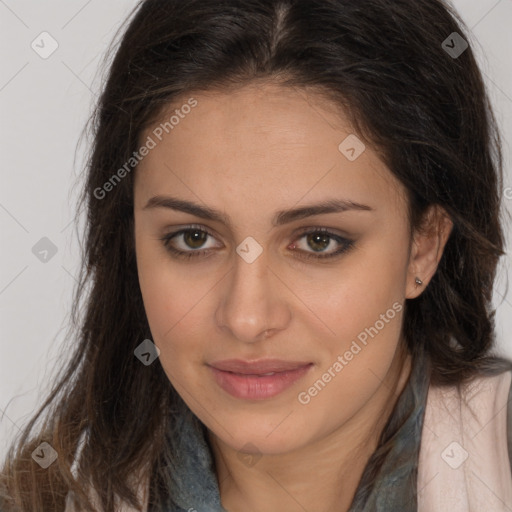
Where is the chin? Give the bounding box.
[207,410,313,455]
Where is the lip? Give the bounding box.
[207,359,314,400]
[208,358,313,374]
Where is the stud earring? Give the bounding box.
[415,277,423,286]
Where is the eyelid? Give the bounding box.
[162,223,350,240]
[294,225,351,238]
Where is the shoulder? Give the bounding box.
[418,369,512,511]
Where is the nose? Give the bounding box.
[215,252,291,344]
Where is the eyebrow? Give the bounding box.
[143,195,374,227]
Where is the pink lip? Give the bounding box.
[208,359,314,400]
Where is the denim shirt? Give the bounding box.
[160,347,433,512]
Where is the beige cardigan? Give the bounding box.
[418,370,512,511]
[65,371,512,511]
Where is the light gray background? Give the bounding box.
[1,0,511,459]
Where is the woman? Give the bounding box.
[1,0,511,511]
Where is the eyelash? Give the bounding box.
[159,224,355,262]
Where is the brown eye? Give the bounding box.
[292,228,354,260]
[160,225,220,260]
[306,232,332,252]
[182,229,208,249]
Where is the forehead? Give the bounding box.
[135,83,408,221]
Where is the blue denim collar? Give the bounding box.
[162,347,430,512]
[160,397,228,512]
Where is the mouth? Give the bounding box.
[207,359,314,400]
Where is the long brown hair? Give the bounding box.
[1,0,510,510]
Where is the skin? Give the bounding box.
[133,82,453,512]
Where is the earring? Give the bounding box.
[415,277,423,286]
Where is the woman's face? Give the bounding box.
[133,82,423,456]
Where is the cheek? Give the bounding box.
[135,233,205,360]
[292,237,409,412]
[137,258,208,390]
[294,276,406,432]
[302,239,408,346]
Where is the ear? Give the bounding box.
[405,205,453,299]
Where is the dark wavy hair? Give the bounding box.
[1,0,510,510]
